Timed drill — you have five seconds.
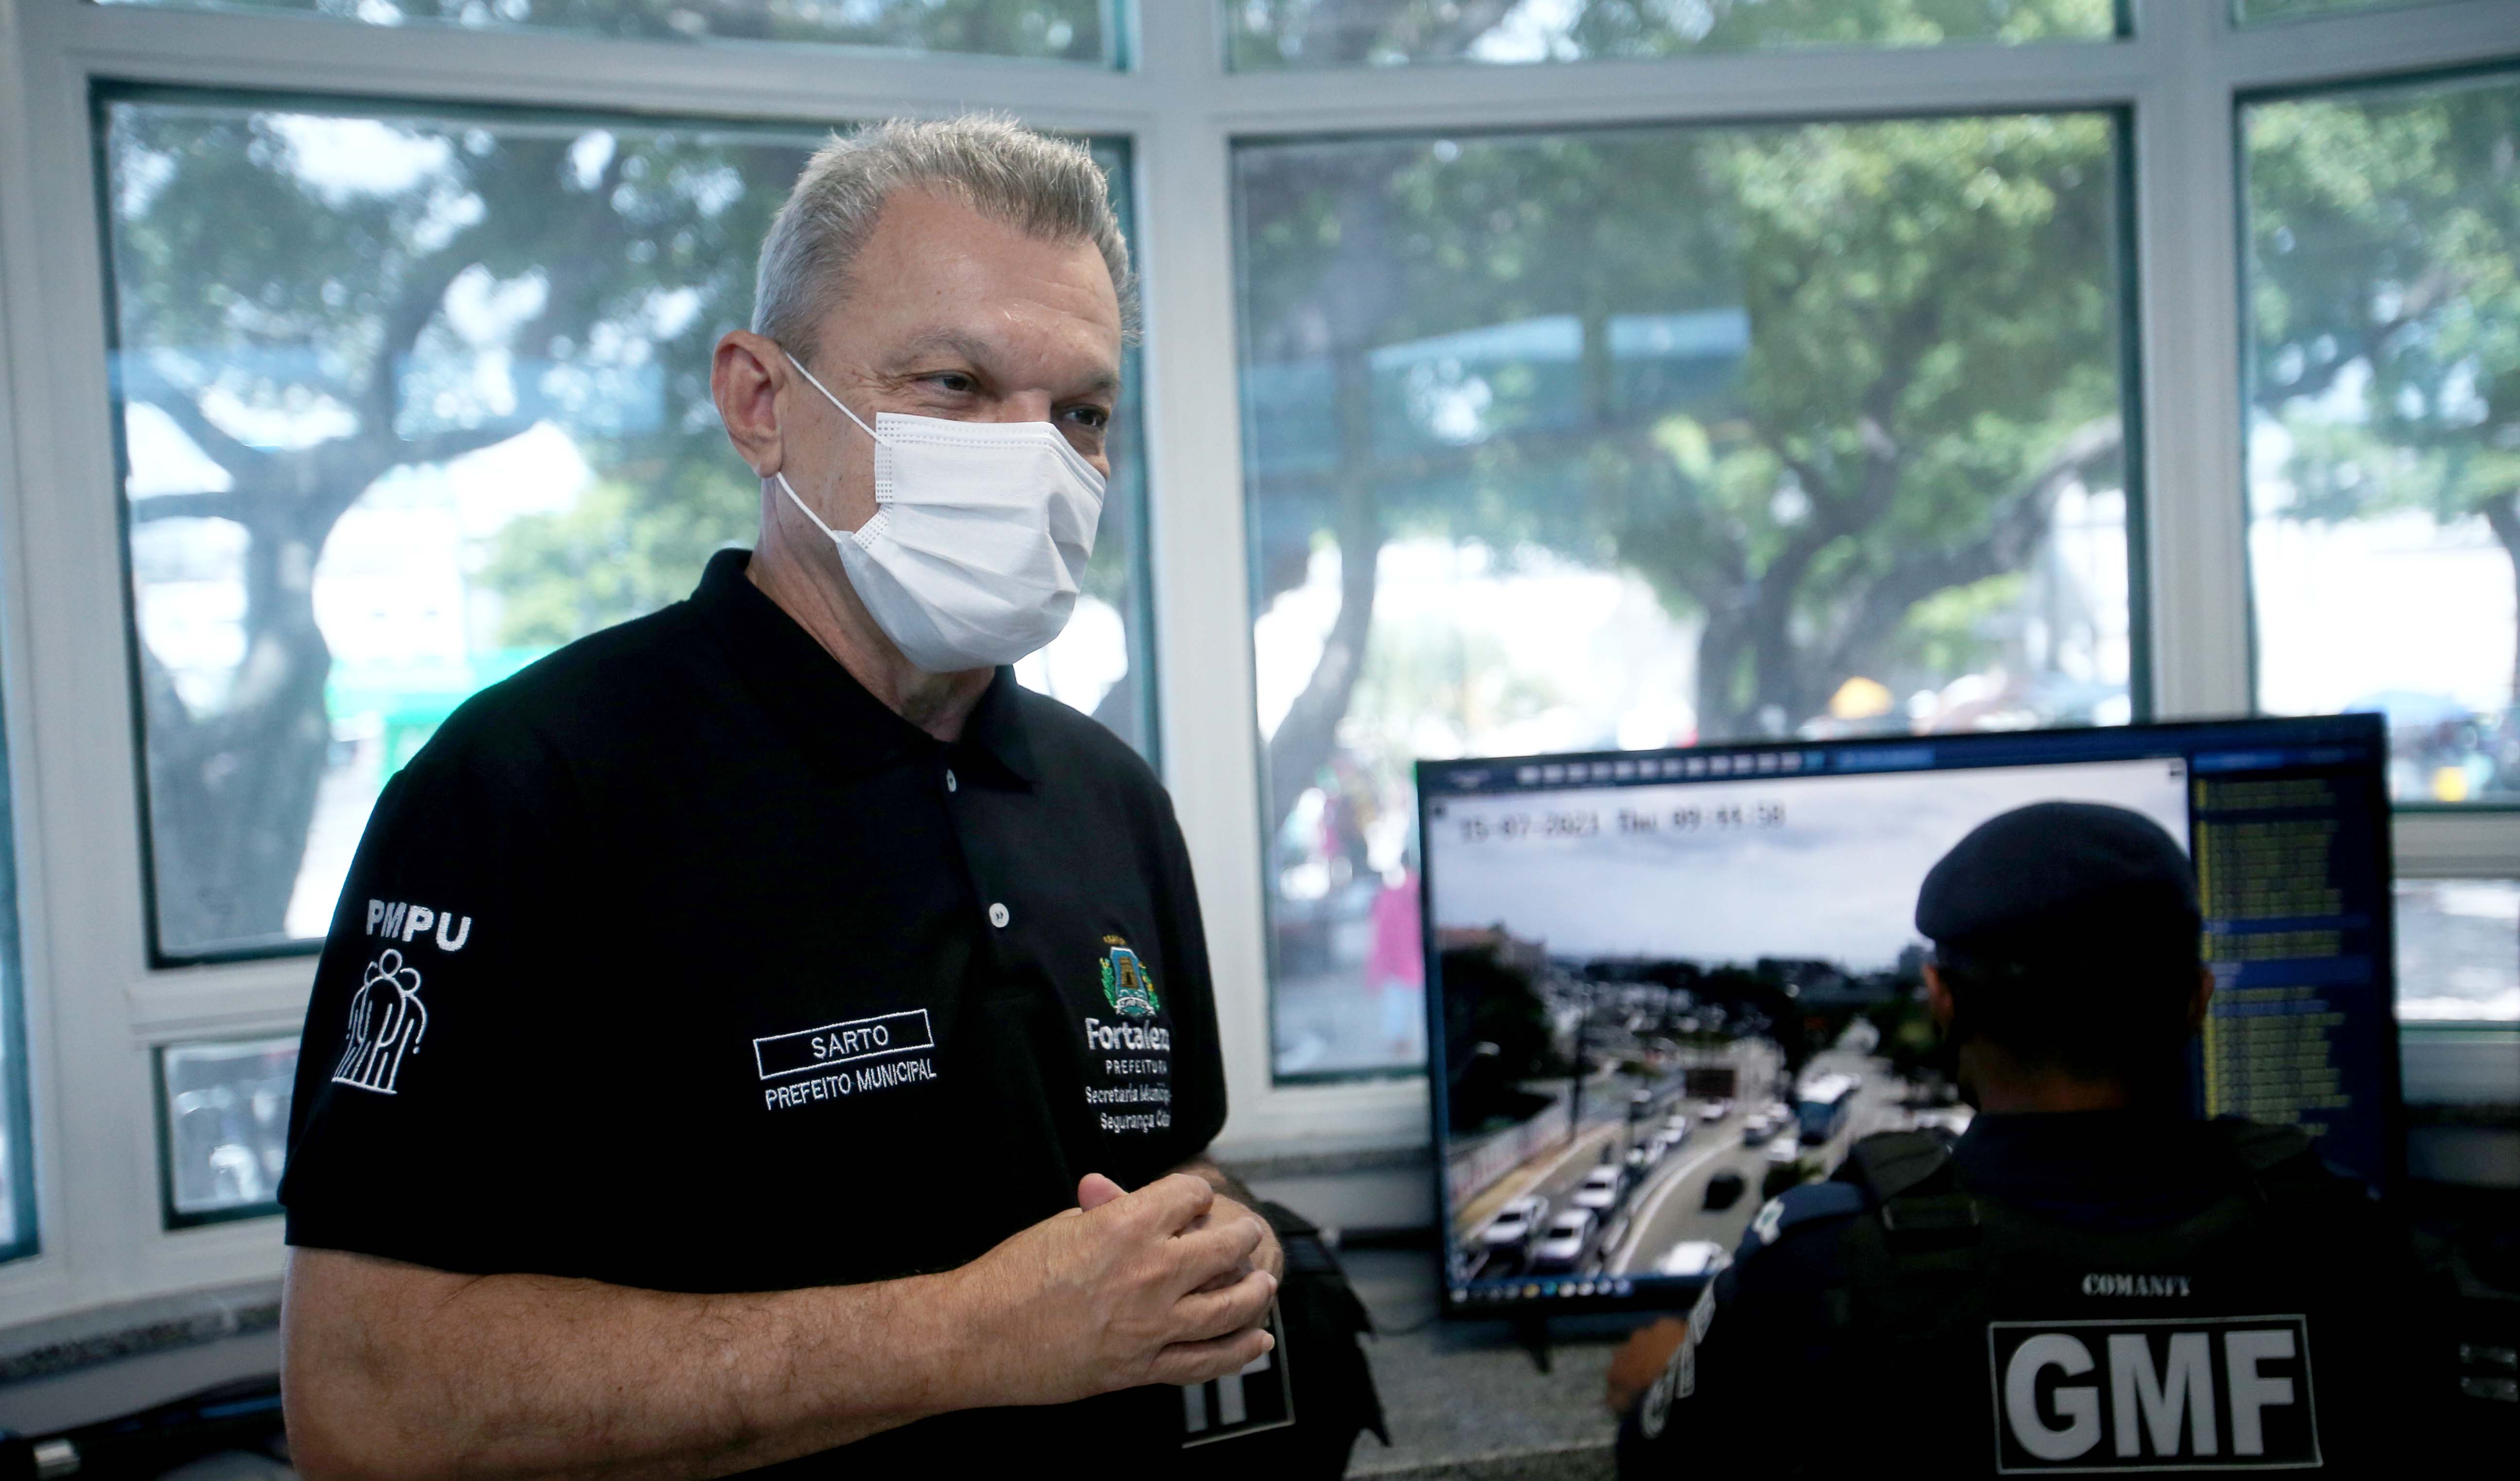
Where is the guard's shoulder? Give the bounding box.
[1733,1180,1868,1263]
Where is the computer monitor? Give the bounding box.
[1418,714,2397,1319]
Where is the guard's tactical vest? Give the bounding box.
[1824,1123,2431,1476]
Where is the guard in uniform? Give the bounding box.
[278,118,1379,1477]
[1614,802,2448,1477]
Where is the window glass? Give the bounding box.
[156,1036,298,1225]
[1237,115,2135,1079]
[2397,879,2519,1023]
[2237,0,2465,22]
[94,0,1114,64]
[2242,70,2520,806]
[1224,0,2118,70]
[106,96,1151,961]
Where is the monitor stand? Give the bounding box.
[1511,1312,1554,1374]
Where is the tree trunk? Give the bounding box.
[2481,490,2520,711]
[1694,601,1752,743]
[142,518,334,953]
[1264,348,1383,840]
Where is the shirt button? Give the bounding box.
[988,902,1010,929]
[945,768,958,793]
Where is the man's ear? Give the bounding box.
[1923,963,1954,1031]
[2188,965,2215,1033]
[712,329,787,478]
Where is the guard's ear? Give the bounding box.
[1923,963,1955,1031]
[2188,965,2215,1032]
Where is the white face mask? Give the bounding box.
[773,349,1107,673]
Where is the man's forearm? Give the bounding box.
[284,1248,974,1481]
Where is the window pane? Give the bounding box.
[157,1037,298,1224]
[94,0,1113,64]
[2398,879,2519,1023]
[2237,0,2466,23]
[0,695,33,1261]
[1237,116,2135,1079]
[106,97,1152,960]
[2242,71,2520,806]
[1224,0,2118,70]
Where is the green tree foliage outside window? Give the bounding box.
[2244,71,2520,804]
[97,0,1113,63]
[1224,0,2118,70]
[1240,108,2133,1076]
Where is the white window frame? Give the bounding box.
[0,0,2514,1328]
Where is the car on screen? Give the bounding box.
[1764,1135,1802,1164]
[1480,1196,1549,1255]
[1572,1164,1625,1212]
[1702,1170,1747,1210]
[1700,1101,1729,1122]
[1529,1210,1597,1273]
[1739,1114,1778,1147]
[1662,1113,1692,1143]
[1654,1240,1732,1279]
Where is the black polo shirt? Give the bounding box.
[280,548,1226,1465]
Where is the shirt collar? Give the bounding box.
[686,548,1035,787]
[1953,1109,2221,1190]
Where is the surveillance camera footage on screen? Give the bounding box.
[1418,716,2399,1318]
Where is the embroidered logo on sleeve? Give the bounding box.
[333,949,429,1095]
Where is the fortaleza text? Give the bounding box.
[1083,1017,1172,1052]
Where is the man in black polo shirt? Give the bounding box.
[278,117,1279,1475]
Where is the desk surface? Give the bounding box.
[1341,1248,1630,1481]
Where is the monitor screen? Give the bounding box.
[1418,714,2397,1319]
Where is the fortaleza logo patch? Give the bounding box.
[1087,935,1170,1134]
[1100,937,1161,1018]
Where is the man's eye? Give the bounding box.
[1066,406,1110,431]
[929,372,976,393]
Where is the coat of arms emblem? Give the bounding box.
[1100,939,1161,1018]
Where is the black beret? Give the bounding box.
[1915,801,2199,957]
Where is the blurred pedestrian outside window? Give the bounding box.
[105,95,1152,961]
[156,1037,299,1226]
[2242,69,2520,807]
[1222,0,2120,71]
[94,0,1118,64]
[1237,110,2136,1080]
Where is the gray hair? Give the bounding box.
[752,114,1137,365]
